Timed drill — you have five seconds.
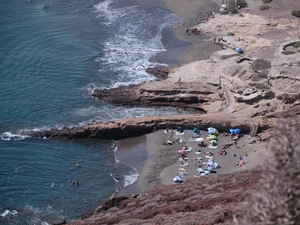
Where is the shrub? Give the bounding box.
[292,41,300,48]
[291,10,300,18]
[281,51,296,55]
[259,5,270,10]
[231,69,239,77]
[250,59,271,70]
[262,0,272,3]
[238,70,247,78]
[249,82,270,90]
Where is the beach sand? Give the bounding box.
[115,135,147,196]
[139,127,267,190]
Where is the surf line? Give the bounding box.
[110,173,119,182]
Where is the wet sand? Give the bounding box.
[115,135,147,196]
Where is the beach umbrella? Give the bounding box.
[229,30,235,35]
[236,47,243,53]
[178,150,185,154]
[208,127,217,134]
[196,137,204,142]
[210,140,217,144]
[209,135,217,140]
[230,128,235,133]
[233,128,241,134]
[173,176,183,182]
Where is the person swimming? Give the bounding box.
[51,182,55,187]
[76,163,80,167]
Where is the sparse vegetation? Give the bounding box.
[281,50,296,55]
[280,71,288,74]
[231,69,239,77]
[291,10,300,18]
[292,41,300,48]
[250,59,271,70]
[251,71,269,81]
[238,70,247,78]
[249,82,270,90]
[259,5,270,11]
[262,0,272,3]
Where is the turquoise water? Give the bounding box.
[0,0,179,224]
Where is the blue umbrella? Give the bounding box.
[208,127,217,134]
[234,128,241,134]
[236,47,243,53]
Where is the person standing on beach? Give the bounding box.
[234,140,237,148]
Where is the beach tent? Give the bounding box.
[173,176,183,183]
[230,128,241,134]
[233,128,241,134]
[208,127,217,134]
[236,47,243,53]
[209,135,217,140]
[178,150,185,154]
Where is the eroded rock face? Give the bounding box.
[68,170,261,225]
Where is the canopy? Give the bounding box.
[230,128,241,134]
[208,127,217,134]
[209,135,217,140]
[236,47,243,52]
[196,137,204,142]
[178,150,185,154]
[173,176,183,182]
[234,128,241,134]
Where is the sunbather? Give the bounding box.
[221,143,232,149]
[204,151,213,156]
[218,149,227,155]
[198,141,206,147]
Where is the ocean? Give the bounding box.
[0,0,183,224]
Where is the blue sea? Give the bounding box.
[0,0,182,224]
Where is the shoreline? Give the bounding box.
[111,0,224,196]
[67,0,300,223]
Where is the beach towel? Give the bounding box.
[205,156,214,159]
[182,147,192,152]
[178,168,186,171]
[176,131,185,135]
[213,162,220,169]
[179,163,189,167]
[188,137,197,142]
[195,150,202,154]
[208,145,218,149]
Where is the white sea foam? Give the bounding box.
[110,173,119,183]
[0,209,18,217]
[0,132,31,141]
[123,167,139,187]
[93,0,178,89]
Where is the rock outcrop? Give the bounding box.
[68,169,261,225]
